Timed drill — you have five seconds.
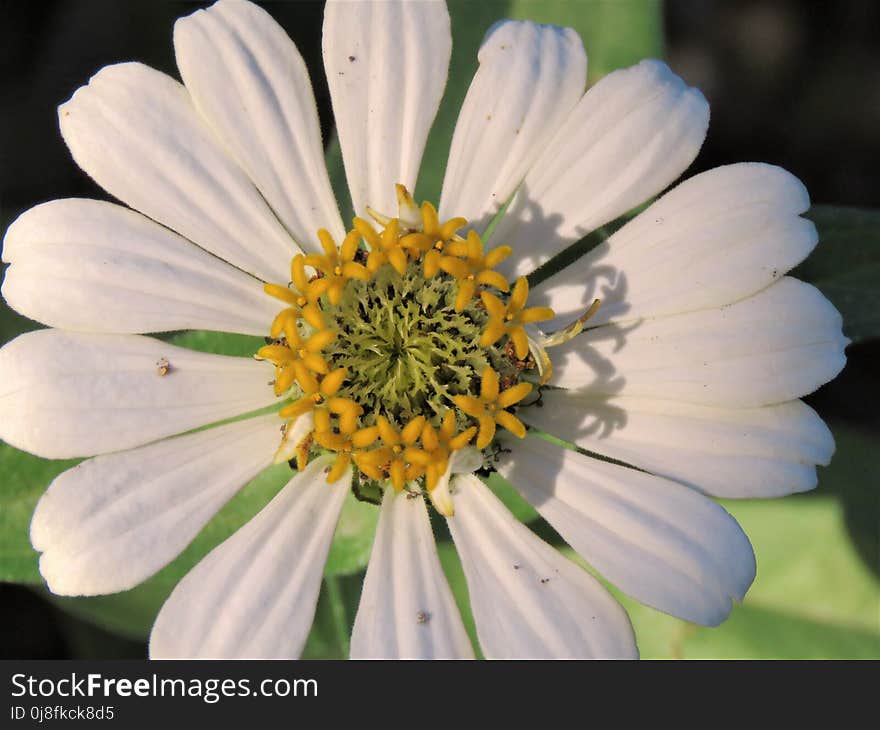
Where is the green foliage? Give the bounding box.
[0,444,78,583]
[324,493,380,578]
[301,573,364,659]
[797,206,880,344]
[484,472,539,524]
[509,0,664,83]
[160,329,264,357]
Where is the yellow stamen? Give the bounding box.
[326,453,351,483]
[540,299,603,347]
[479,278,555,359]
[452,367,531,449]
[261,183,557,496]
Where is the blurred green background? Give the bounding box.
[0,0,878,659]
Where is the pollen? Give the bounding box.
[259,184,556,513]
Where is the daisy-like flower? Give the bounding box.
[0,0,847,659]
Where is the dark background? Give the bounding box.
[1,0,878,658]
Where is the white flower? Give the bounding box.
[0,0,847,659]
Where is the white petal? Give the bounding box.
[149,455,348,659]
[450,445,483,475]
[59,62,296,282]
[323,0,451,217]
[0,329,276,459]
[496,435,756,626]
[497,60,709,279]
[446,474,636,659]
[550,277,848,407]
[350,489,473,659]
[271,410,314,465]
[1,199,280,335]
[425,446,483,518]
[174,0,344,250]
[522,391,833,498]
[439,20,586,232]
[31,414,281,596]
[532,164,817,327]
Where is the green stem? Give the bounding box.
[324,575,350,658]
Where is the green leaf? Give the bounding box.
[164,329,264,357]
[324,139,349,227]
[324,491,379,577]
[0,444,79,583]
[436,540,483,658]
[796,206,880,344]
[0,300,38,344]
[301,573,364,659]
[483,472,539,524]
[509,0,664,83]
[805,414,879,580]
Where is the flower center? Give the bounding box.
[322,261,507,426]
[258,185,564,515]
